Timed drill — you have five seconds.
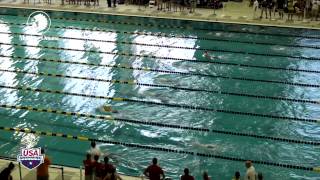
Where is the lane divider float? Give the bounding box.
[0,107,318,145]
[0,66,319,105]
[1,31,319,61]
[0,83,319,124]
[1,43,320,88]
[0,126,319,172]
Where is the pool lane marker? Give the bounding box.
[1,13,319,40]
[1,43,320,88]
[0,52,320,76]
[1,22,320,50]
[1,52,320,76]
[1,32,320,61]
[0,83,319,124]
[0,67,319,105]
[0,105,319,146]
[0,126,319,172]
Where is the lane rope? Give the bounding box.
[1,43,320,88]
[0,66,319,105]
[1,21,320,50]
[1,49,320,75]
[1,31,319,61]
[0,126,319,172]
[1,13,320,40]
[0,83,319,124]
[0,108,318,145]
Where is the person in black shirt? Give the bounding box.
[260,0,268,18]
[277,0,285,19]
[0,162,14,180]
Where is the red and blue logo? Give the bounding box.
[17,148,44,170]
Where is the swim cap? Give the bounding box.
[103,105,112,112]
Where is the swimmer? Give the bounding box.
[203,51,215,60]
[191,141,221,152]
[99,104,119,113]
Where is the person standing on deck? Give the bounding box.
[144,158,165,180]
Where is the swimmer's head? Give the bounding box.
[103,105,112,112]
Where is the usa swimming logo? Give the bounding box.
[17,148,44,170]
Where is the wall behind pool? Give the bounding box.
[0,6,319,36]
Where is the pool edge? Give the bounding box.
[0,4,320,30]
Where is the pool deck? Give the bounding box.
[0,158,142,180]
[0,0,320,29]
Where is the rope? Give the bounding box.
[0,84,319,124]
[1,21,320,50]
[0,126,319,172]
[1,43,320,88]
[1,31,319,61]
[0,66,318,104]
[0,101,319,145]
[2,50,320,75]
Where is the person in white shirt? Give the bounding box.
[88,141,102,159]
[253,0,260,18]
[245,160,256,180]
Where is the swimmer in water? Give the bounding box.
[191,141,221,152]
[99,104,119,113]
[203,51,214,60]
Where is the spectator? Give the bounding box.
[294,0,305,20]
[267,0,275,19]
[253,0,260,18]
[84,154,93,180]
[107,0,116,7]
[203,171,211,180]
[37,148,51,180]
[311,0,319,20]
[144,158,165,180]
[103,167,122,180]
[232,171,240,180]
[257,172,263,180]
[260,0,268,18]
[245,160,256,180]
[157,0,164,10]
[103,156,115,178]
[190,0,197,13]
[0,162,14,180]
[286,0,295,21]
[93,155,104,180]
[181,168,194,180]
[88,141,102,158]
[277,0,285,19]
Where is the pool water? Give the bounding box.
[0,8,319,180]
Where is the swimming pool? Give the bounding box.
[0,7,319,179]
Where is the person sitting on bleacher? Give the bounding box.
[0,162,14,180]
